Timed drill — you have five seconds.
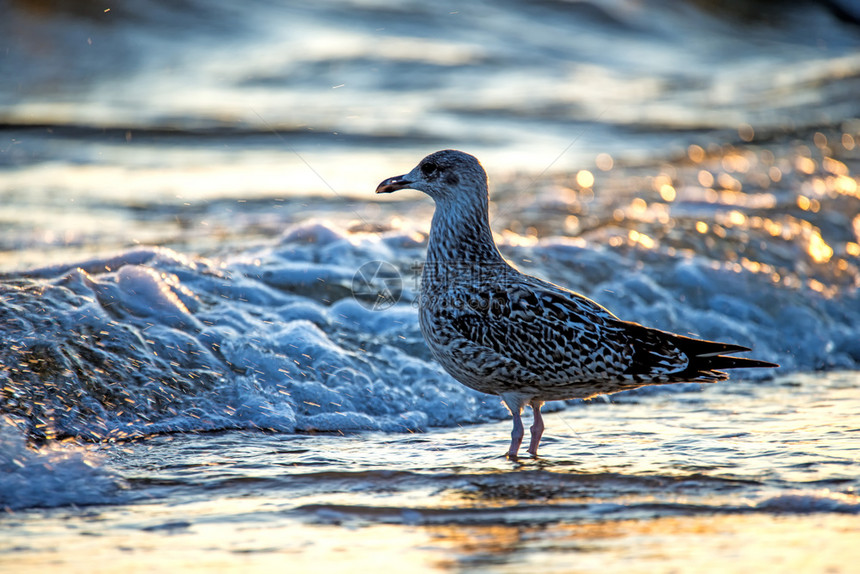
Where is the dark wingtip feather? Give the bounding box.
[701,356,780,370]
[670,334,751,358]
[665,332,777,370]
[619,321,778,384]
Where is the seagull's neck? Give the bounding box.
[426,197,504,265]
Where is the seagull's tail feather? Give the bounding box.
[665,332,751,358]
[691,354,780,371]
[668,331,779,381]
[621,322,778,383]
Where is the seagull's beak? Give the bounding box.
[376,174,414,194]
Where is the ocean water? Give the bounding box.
[2,0,860,571]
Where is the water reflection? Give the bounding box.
[426,514,860,572]
[494,124,859,298]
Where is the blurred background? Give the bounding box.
[1,0,859,269]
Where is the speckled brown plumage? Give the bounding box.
[376,149,778,457]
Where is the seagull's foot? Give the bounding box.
[528,436,540,458]
[526,432,542,457]
[506,435,523,459]
[526,434,541,457]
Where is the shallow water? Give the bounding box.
[2,372,859,572]
[2,0,860,571]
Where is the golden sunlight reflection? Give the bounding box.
[499,229,539,247]
[687,144,705,163]
[768,166,782,182]
[651,174,676,202]
[807,230,834,263]
[13,508,859,573]
[628,229,656,249]
[426,514,860,573]
[0,150,431,201]
[595,153,614,171]
[738,123,755,142]
[727,210,747,227]
[698,169,715,187]
[717,172,741,191]
[658,184,676,202]
[834,175,858,196]
[576,169,595,189]
[795,156,817,175]
[721,151,752,173]
[489,125,859,301]
[823,156,849,176]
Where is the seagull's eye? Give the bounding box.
[420,161,439,178]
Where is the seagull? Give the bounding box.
[376,150,778,458]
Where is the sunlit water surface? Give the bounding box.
[2,372,858,573]
[2,1,860,571]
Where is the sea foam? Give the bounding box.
[0,221,857,443]
[0,417,124,510]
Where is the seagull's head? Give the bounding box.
[376,149,488,204]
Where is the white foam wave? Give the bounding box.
[0,417,124,510]
[0,221,857,440]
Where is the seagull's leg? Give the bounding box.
[508,410,524,458]
[501,394,526,458]
[528,400,545,456]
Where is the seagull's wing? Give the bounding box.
[445,277,655,385]
[445,274,773,387]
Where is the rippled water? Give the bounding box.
[2,0,860,571]
[3,0,860,269]
[2,372,859,572]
